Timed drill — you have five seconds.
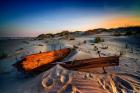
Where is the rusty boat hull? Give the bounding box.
[13,48,71,73]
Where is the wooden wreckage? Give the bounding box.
[13,48,119,74]
[60,56,119,73]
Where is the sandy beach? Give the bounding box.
[0,34,140,93]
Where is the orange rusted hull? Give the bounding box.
[13,48,71,73]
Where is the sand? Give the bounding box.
[0,34,140,93]
[40,35,140,93]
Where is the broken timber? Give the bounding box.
[60,56,119,72]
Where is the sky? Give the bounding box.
[0,0,140,37]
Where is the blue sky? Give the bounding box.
[0,0,140,37]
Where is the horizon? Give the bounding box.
[0,0,140,37]
[0,26,139,38]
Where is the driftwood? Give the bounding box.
[60,56,119,72]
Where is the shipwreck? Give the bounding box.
[13,47,119,74]
[60,56,119,73]
[13,48,71,73]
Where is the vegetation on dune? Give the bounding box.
[113,30,138,36]
[93,46,98,51]
[112,26,140,36]
[36,26,140,39]
[37,33,54,40]
[94,37,104,43]
[58,30,70,36]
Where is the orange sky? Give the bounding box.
[99,15,140,28]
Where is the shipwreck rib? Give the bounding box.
[60,56,119,71]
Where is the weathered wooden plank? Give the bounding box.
[60,56,119,70]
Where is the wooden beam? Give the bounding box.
[60,56,119,71]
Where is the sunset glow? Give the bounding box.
[100,16,140,28]
[0,0,140,37]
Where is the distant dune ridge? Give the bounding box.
[36,26,140,40]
